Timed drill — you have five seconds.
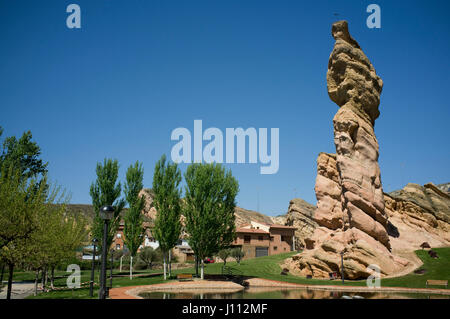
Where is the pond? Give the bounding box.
[138,287,449,299]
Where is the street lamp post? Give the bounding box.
[340,250,345,284]
[99,205,114,300]
[89,238,98,297]
[109,249,114,289]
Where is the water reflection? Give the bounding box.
[138,288,449,299]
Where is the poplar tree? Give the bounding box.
[123,161,145,279]
[89,159,125,251]
[183,163,239,279]
[152,155,182,280]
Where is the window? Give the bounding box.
[270,236,274,242]
[244,235,251,244]
[116,244,121,250]
[258,236,263,241]
[116,233,121,238]
[274,246,277,251]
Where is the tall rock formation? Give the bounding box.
[285,21,409,279]
[285,198,317,249]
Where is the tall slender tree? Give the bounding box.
[89,159,125,251]
[123,161,145,279]
[184,163,239,279]
[152,155,182,280]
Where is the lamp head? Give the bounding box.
[100,205,115,220]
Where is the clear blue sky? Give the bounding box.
[1,0,449,216]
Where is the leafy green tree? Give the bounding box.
[0,127,48,181]
[89,159,125,251]
[217,248,232,267]
[152,155,182,280]
[123,161,145,279]
[230,247,245,265]
[184,163,239,279]
[0,128,49,249]
[0,127,49,299]
[137,247,161,269]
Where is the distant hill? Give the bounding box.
[436,182,450,193]
[64,201,283,228]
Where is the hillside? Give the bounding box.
[64,194,283,230]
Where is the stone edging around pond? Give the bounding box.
[109,280,245,299]
[108,278,450,299]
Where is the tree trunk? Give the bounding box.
[34,270,39,296]
[50,267,55,290]
[195,255,199,278]
[168,250,172,278]
[41,268,46,292]
[44,268,48,289]
[163,251,167,280]
[130,256,133,280]
[6,263,14,300]
[0,263,5,283]
[200,259,204,280]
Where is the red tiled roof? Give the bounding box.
[269,224,297,229]
[236,228,270,234]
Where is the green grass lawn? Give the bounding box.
[381,248,450,288]
[24,247,449,298]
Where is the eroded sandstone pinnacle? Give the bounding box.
[286,21,409,279]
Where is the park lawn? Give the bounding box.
[381,247,450,288]
[26,247,450,298]
[26,268,167,299]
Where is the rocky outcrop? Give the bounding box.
[286,21,409,279]
[138,188,280,230]
[285,198,317,249]
[314,153,343,230]
[384,183,450,251]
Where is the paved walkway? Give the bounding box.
[109,277,450,299]
[0,282,36,299]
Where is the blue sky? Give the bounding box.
[1,0,449,216]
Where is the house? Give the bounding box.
[111,221,195,262]
[233,221,296,258]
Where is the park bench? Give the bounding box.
[425,280,448,288]
[177,273,193,281]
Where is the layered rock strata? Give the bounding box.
[286,21,409,279]
[384,183,450,251]
[285,198,317,249]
